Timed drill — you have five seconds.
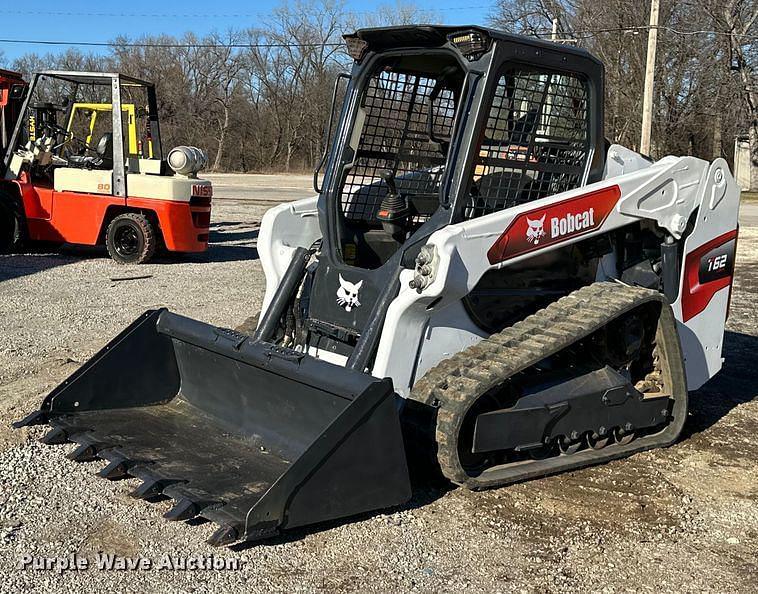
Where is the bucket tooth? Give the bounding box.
[68,443,102,463]
[164,497,218,522]
[130,478,182,500]
[98,458,132,480]
[13,410,48,428]
[207,524,239,547]
[40,426,69,445]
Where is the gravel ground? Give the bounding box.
[0,175,756,593]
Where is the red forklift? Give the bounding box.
[0,70,212,264]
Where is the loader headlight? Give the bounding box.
[409,245,439,293]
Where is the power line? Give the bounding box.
[0,25,755,50]
[537,25,758,41]
[3,6,492,18]
[4,10,267,18]
[0,39,344,49]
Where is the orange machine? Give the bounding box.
[0,69,27,155]
[0,71,212,264]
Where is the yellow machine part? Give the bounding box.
[65,103,153,158]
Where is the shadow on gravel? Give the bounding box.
[229,484,452,551]
[182,221,261,261]
[184,244,259,263]
[0,240,259,276]
[0,245,95,282]
[682,330,758,439]
[209,221,260,244]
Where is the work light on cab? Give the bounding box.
[448,29,491,60]
[343,35,369,62]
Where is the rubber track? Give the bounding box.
[409,281,688,489]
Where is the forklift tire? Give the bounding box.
[105,213,157,264]
[0,195,23,254]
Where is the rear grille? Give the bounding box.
[192,211,211,228]
[190,195,212,207]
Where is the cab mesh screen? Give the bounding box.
[340,68,457,223]
[464,69,590,220]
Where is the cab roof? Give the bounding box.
[36,71,154,88]
[347,24,599,64]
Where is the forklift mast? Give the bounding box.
[27,103,61,143]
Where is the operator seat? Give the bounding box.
[68,132,113,169]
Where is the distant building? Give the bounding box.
[735,134,757,191]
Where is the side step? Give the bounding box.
[16,309,411,546]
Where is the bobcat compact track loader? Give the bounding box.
[17,26,740,546]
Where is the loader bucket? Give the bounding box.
[15,309,412,546]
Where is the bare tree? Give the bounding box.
[491,0,750,165]
[198,33,244,171]
[355,1,440,28]
[20,0,749,173]
[241,0,347,171]
[706,0,758,187]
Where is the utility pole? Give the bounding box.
[640,0,660,155]
[551,17,558,41]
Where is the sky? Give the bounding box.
[0,0,495,65]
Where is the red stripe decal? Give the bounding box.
[681,229,738,322]
[487,185,621,264]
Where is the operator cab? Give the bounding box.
[321,26,604,272]
[66,131,113,170]
[2,71,164,196]
[291,26,607,359]
[24,99,115,172]
[328,49,465,269]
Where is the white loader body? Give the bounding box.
[259,147,740,394]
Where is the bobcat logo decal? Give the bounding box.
[336,274,363,312]
[525,214,546,245]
